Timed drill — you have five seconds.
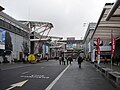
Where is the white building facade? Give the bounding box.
[0,12,30,63]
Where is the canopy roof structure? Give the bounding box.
[92,1,120,41]
[19,20,54,40]
[19,20,53,33]
[0,6,4,11]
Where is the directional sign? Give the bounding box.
[6,80,28,90]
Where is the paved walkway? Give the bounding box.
[0,60,119,90]
[51,61,118,90]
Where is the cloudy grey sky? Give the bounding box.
[0,0,115,40]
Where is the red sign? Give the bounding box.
[111,35,116,56]
[97,38,100,55]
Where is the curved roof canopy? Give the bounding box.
[92,1,120,41]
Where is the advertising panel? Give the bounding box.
[111,34,116,57]
[97,37,100,64]
[97,37,100,55]
[0,28,5,49]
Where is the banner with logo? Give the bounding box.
[97,38,100,64]
[111,34,116,57]
[0,28,5,49]
[97,37,100,55]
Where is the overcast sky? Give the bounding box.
[0,0,116,40]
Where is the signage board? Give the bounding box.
[0,28,5,49]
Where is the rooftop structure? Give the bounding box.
[92,1,120,41]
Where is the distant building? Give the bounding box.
[83,23,96,61]
[19,21,53,59]
[60,38,83,58]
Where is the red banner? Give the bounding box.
[97,38,100,55]
[111,34,116,56]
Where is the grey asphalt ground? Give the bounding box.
[51,61,118,90]
[0,60,67,90]
[0,60,119,90]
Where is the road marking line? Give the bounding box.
[6,80,28,90]
[45,65,70,90]
[22,71,29,74]
[41,67,44,69]
[20,74,49,79]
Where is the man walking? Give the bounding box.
[67,56,73,65]
[77,55,83,68]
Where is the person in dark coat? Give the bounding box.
[61,56,65,65]
[67,56,73,65]
[59,56,62,65]
[77,55,83,68]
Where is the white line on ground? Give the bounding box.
[22,71,29,74]
[41,67,44,69]
[6,80,28,90]
[45,65,70,90]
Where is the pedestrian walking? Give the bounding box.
[104,56,108,64]
[67,56,73,65]
[77,55,83,68]
[117,55,120,66]
[59,56,62,65]
[66,56,69,65]
[61,56,65,65]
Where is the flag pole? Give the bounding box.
[111,30,113,69]
[97,38,100,65]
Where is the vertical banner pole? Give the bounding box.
[111,30,113,69]
[97,37,100,64]
[111,30,116,69]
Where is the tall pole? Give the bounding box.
[111,30,113,69]
[111,30,116,69]
[97,38,100,64]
